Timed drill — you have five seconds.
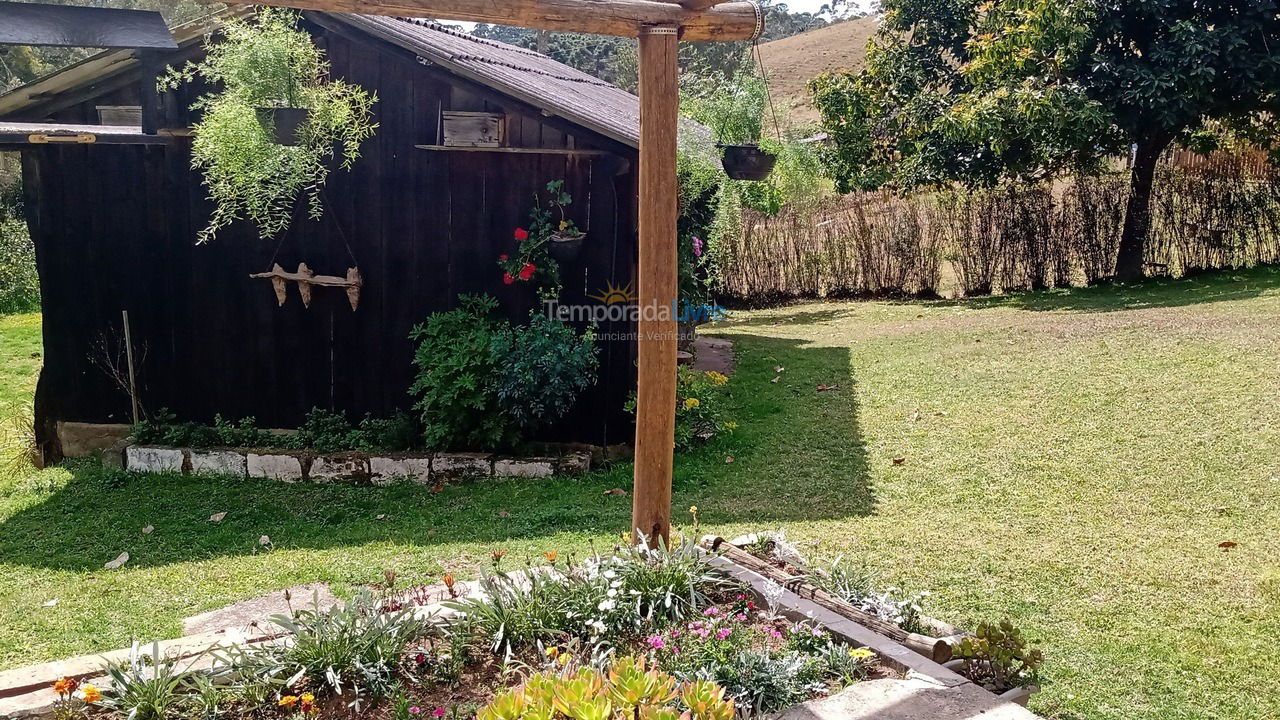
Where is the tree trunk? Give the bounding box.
[1114,136,1171,282]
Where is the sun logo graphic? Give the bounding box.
[588,280,638,305]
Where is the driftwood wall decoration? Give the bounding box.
[250,262,363,310]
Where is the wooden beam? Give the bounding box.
[247,0,763,42]
[631,25,679,547]
[671,0,734,10]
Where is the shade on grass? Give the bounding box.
[3,266,1280,720]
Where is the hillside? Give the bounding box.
[756,15,879,129]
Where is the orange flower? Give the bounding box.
[278,695,300,709]
[80,685,102,704]
[300,693,317,713]
[491,549,508,561]
[53,677,78,696]
[544,551,558,564]
[441,573,455,588]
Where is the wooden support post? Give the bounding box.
[632,24,679,547]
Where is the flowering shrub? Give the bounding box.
[646,604,875,715]
[51,677,99,720]
[497,180,580,290]
[674,368,735,451]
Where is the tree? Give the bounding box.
[812,0,1280,282]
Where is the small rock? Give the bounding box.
[258,535,272,547]
[209,512,227,523]
[141,525,154,534]
[42,598,58,607]
[375,514,387,520]
[104,552,129,570]
[603,488,627,497]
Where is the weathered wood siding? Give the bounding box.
[20,26,638,457]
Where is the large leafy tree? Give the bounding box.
[813,0,1280,281]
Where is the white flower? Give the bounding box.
[589,620,607,634]
[607,589,618,597]
[598,599,616,611]
[603,570,617,580]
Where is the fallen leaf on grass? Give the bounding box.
[42,598,58,608]
[816,384,838,392]
[910,409,921,421]
[375,514,387,520]
[209,512,227,523]
[497,510,511,518]
[141,525,154,534]
[774,366,785,373]
[603,488,627,497]
[891,457,906,465]
[1219,541,1238,550]
[104,552,129,570]
[725,456,735,463]
[771,376,780,383]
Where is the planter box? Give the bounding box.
[123,445,592,484]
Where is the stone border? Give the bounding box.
[123,445,593,484]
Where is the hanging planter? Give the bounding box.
[547,228,586,262]
[719,142,778,181]
[256,106,310,146]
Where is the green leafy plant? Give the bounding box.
[408,294,513,450]
[160,8,376,242]
[682,74,767,147]
[221,591,427,710]
[491,312,598,432]
[97,641,197,720]
[410,295,598,450]
[0,192,38,315]
[953,619,1044,693]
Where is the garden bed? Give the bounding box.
[0,536,1042,720]
[122,445,593,483]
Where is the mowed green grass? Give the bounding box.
[3,268,1280,720]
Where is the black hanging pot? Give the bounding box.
[548,230,586,262]
[719,143,778,181]
[257,107,310,146]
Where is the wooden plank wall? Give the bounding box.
[24,27,638,454]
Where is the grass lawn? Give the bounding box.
[3,267,1280,720]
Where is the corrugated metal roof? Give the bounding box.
[338,15,643,149]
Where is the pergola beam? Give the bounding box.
[249,0,762,42]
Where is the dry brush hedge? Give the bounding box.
[717,159,1280,301]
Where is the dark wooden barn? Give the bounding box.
[0,10,644,462]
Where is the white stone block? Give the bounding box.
[190,450,247,477]
[557,451,592,475]
[494,458,556,478]
[310,455,369,483]
[433,452,492,478]
[247,453,304,481]
[125,445,184,473]
[369,456,432,485]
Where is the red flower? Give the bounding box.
[503,272,515,285]
[514,228,529,241]
[519,262,536,281]
[499,254,509,261]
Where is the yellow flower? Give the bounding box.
[80,685,102,704]
[546,646,560,658]
[725,422,738,431]
[849,648,874,660]
[705,371,729,386]
[682,397,701,410]
[689,505,698,514]
[278,696,300,709]
[53,677,78,696]
[557,652,572,666]
[300,693,317,713]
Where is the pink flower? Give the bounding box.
[703,607,720,616]
[768,628,783,639]
[433,709,447,717]
[735,613,747,621]
[669,629,681,638]
[408,708,421,716]
[692,236,704,257]
[647,635,666,650]
[716,628,732,640]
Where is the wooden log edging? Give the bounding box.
[702,537,966,666]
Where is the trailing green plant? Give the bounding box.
[160,8,376,242]
[682,74,766,147]
[97,641,198,720]
[131,407,417,453]
[490,311,598,432]
[953,619,1044,693]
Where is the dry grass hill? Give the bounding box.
[757,14,879,129]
